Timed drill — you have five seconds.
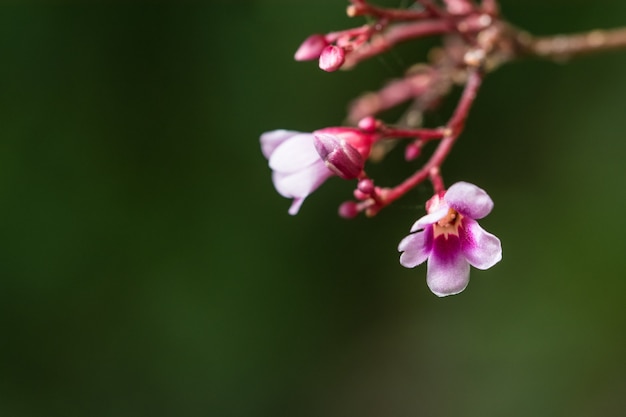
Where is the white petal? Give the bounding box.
[268,133,320,173]
[288,198,305,215]
[427,248,470,297]
[271,160,333,199]
[445,181,493,219]
[398,230,431,268]
[460,218,502,270]
[260,130,301,159]
[410,205,449,232]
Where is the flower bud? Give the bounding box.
[313,133,364,179]
[357,116,379,133]
[294,34,328,61]
[338,201,359,219]
[404,143,422,161]
[318,45,345,72]
[357,178,374,194]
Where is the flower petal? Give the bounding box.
[288,198,305,215]
[410,205,449,232]
[272,160,333,199]
[268,133,321,173]
[427,234,470,297]
[460,218,502,270]
[260,130,300,159]
[398,228,433,268]
[445,181,493,219]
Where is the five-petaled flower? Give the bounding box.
[398,182,502,297]
[260,128,374,215]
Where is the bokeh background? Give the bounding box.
[1,0,625,416]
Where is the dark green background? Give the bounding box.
[1,1,625,416]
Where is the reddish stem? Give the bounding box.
[374,70,483,211]
[348,0,434,20]
[429,167,445,194]
[343,19,452,68]
[381,126,448,141]
[524,27,626,60]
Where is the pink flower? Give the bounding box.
[313,133,364,179]
[398,182,502,297]
[260,130,334,215]
[261,128,375,215]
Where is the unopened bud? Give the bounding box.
[294,34,328,61]
[354,189,368,200]
[357,179,374,194]
[339,201,359,219]
[444,0,473,15]
[319,45,345,72]
[405,143,422,161]
[357,116,378,133]
[313,133,364,179]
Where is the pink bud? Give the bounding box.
[314,127,375,159]
[443,0,473,15]
[357,179,374,194]
[294,34,328,61]
[357,116,378,133]
[313,133,364,180]
[404,143,422,161]
[338,201,359,219]
[353,189,368,200]
[318,45,345,72]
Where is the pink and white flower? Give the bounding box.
[398,182,502,297]
[261,128,374,215]
[261,130,334,215]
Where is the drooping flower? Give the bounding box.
[398,182,502,297]
[260,128,374,215]
[260,130,334,215]
[313,133,364,179]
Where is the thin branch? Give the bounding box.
[372,70,483,213]
[520,27,626,61]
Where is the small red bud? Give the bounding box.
[357,117,378,133]
[404,143,422,161]
[353,189,368,200]
[339,201,359,219]
[357,179,374,194]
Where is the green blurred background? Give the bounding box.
[1,0,625,416]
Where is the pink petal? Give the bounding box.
[460,218,502,270]
[398,228,432,268]
[268,133,321,173]
[410,205,449,232]
[427,255,470,297]
[271,160,333,199]
[427,234,470,296]
[260,130,300,159]
[288,198,305,215]
[445,181,493,219]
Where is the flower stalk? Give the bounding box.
[259,0,626,295]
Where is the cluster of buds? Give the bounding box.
[260,0,626,296]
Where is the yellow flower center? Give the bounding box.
[433,208,463,239]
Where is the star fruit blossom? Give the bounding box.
[260,128,372,215]
[398,182,502,297]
